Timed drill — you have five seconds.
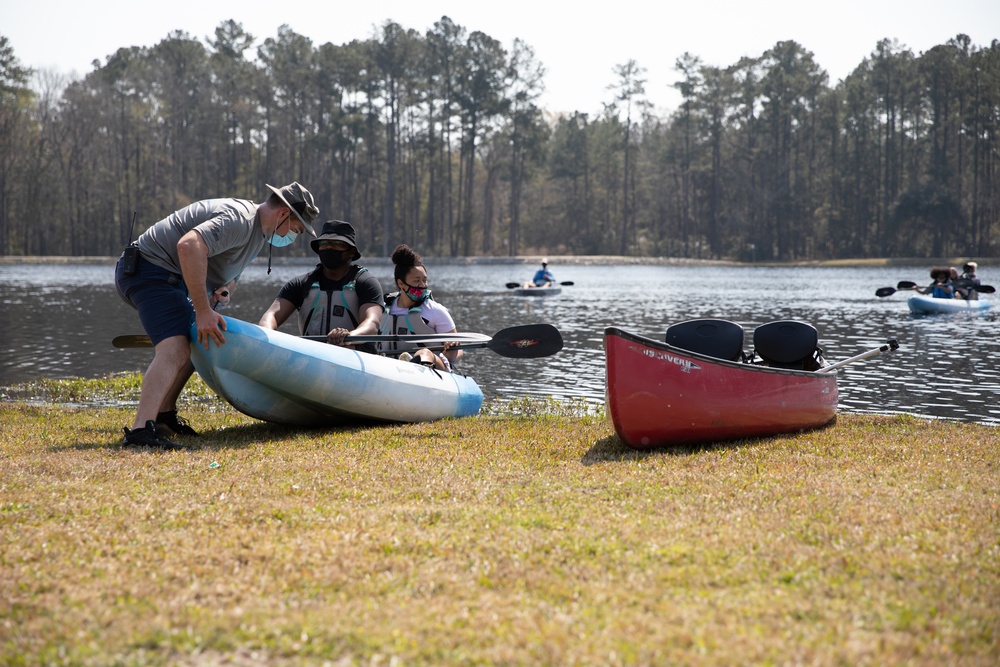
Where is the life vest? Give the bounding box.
[533,269,553,286]
[379,293,436,354]
[931,284,952,299]
[297,266,367,336]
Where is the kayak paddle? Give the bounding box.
[875,280,919,297]
[505,281,574,288]
[112,332,489,349]
[112,324,561,357]
[875,282,993,297]
[816,339,899,374]
[953,280,995,293]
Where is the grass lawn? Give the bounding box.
[1,374,998,665]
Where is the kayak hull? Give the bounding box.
[189,317,483,426]
[907,294,991,314]
[512,285,561,297]
[604,327,838,449]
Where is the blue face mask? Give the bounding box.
[268,218,297,247]
[269,230,296,247]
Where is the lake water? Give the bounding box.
[1,260,998,426]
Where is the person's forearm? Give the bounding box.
[259,310,283,329]
[177,234,212,315]
[353,305,384,337]
[353,317,382,336]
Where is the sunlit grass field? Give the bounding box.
[1,374,998,665]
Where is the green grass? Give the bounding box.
[1,374,998,665]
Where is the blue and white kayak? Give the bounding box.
[907,294,991,315]
[189,317,483,427]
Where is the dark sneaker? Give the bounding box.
[122,420,190,450]
[155,410,198,437]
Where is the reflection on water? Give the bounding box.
[1,260,997,425]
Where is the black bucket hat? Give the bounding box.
[310,220,361,260]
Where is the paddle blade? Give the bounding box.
[976,284,995,294]
[896,280,917,289]
[559,281,575,286]
[487,323,563,358]
[875,287,896,298]
[505,282,520,289]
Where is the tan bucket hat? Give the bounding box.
[265,182,320,237]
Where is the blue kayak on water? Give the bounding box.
[188,317,483,427]
[907,294,991,315]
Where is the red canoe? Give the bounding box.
[604,327,838,449]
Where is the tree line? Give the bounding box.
[0,19,997,262]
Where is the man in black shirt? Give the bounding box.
[259,221,384,352]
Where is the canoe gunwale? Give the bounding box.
[604,326,826,379]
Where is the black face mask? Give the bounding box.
[318,249,351,270]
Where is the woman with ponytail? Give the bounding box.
[380,244,463,371]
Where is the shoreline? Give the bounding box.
[0,255,994,267]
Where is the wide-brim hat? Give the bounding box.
[541,257,549,265]
[310,220,361,260]
[266,182,320,237]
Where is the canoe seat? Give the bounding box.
[665,319,745,361]
[752,321,823,370]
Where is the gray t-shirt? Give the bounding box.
[136,198,265,292]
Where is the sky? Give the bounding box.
[4,0,998,115]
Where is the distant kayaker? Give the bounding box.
[114,182,320,449]
[380,244,463,372]
[955,261,981,300]
[259,221,384,353]
[524,258,555,288]
[915,267,954,299]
